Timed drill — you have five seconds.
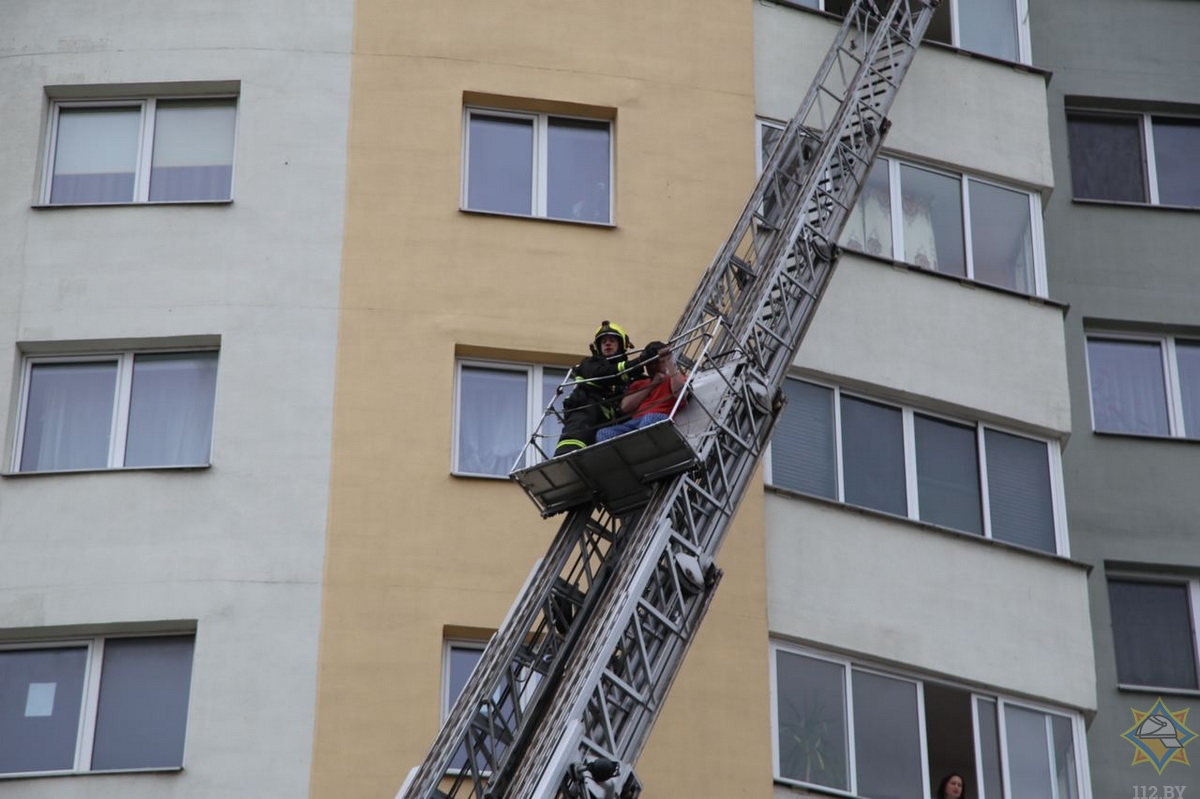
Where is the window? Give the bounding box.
[44,97,237,205]
[1067,110,1200,207]
[454,360,568,477]
[772,644,1085,799]
[791,0,1028,63]
[1085,334,1200,438]
[770,378,1065,554]
[444,641,485,718]
[462,108,612,224]
[15,350,219,473]
[758,122,1045,295]
[0,634,194,776]
[1108,577,1200,691]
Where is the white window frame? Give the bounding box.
[41,95,238,205]
[13,349,218,473]
[1107,574,1200,695]
[0,634,194,778]
[794,0,1030,63]
[461,107,614,224]
[1067,109,1200,208]
[452,359,569,478]
[1084,332,1199,439]
[757,120,1047,296]
[767,378,1070,555]
[769,642,1090,799]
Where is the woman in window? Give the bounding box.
[936,772,966,799]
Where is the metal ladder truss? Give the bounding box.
[398,1,938,798]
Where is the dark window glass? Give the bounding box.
[1067,113,1146,202]
[959,0,1018,61]
[775,651,849,790]
[50,107,139,204]
[841,396,906,516]
[915,414,982,534]
[148,100,236,202]
[1178,340,1200,439]
[976,698,1006,799]
[546,118,610,223]
[1108,580,1199,689]
[900,164,965,277]
[1005,705,1056,799]
[21,361,118,472]
[125,352,218,467]
[774,380,837,498]
[852,670,923,799]
[1152,117,1200,207]
[0,647,88,774]
[985,430,1055,552]
[466,115,534,215]
[1086,338,1169,435]
[91,636,195,770]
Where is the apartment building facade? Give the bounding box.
[756,3,1094,798]
[1,1,1150,798]
[0,2,352,797]
[1034,0,1200,796]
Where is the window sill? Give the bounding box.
[451,469,511,481]
[1071,197,1200,213]
[459,207,616,229]
[3,463,212,478]
[1117,684,1200,698]
[32,199,233,209]
[774,776,862,799]
[0,766,183,780]
[1092,429,1199,445]
[765,483,1092,571]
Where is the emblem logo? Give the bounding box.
[1122,697,1196,774]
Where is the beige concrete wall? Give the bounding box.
[312,2,770,798]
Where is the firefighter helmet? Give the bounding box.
[591,320,633,355]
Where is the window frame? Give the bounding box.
[766,377,1070,555]
[41,95,239,206]
[0,633,194,778]
[13,348,220,473]
[1084,332,1199,439]
[451,359,569,478]
[1107,574,1200,695]
[790,0,1031,64]
[757,120,1048,296]
[769,641,1090,799]
[1066,109,1200,208]
[461,106,614,225]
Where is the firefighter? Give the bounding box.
[554,321,656,457]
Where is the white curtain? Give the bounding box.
[1086,339,1170,435]
[21,362,117,471]
[458,367,526,476]
[124,353,218,467]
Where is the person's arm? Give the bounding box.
[620,377,661,415]
[662,353,685,395]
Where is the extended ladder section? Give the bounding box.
[398,2,938,798]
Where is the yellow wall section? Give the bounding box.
[313,2,770,797]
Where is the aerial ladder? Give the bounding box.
[398,1,939,797]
